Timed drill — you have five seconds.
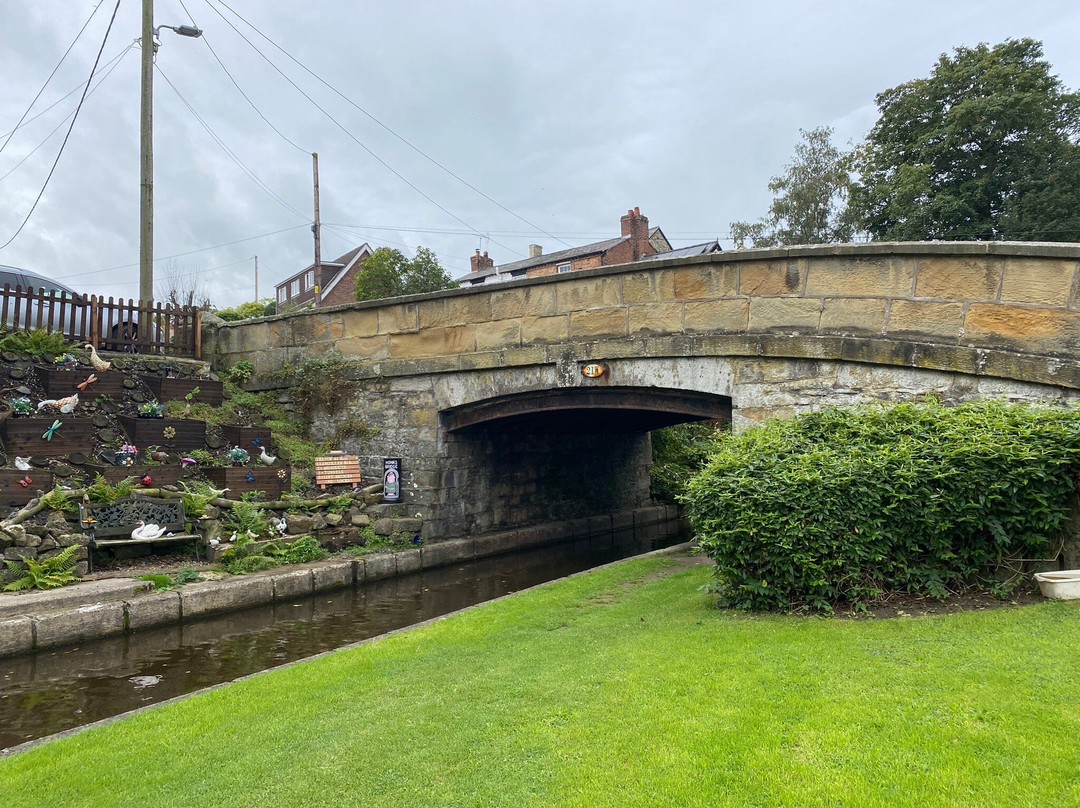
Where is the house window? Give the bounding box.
[291,279,300,297]
[305,270,314,289]
[277,287,285,303]
[557,263,571,273]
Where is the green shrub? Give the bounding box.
[686,400,1080,612]
[3,545,81,591]
[0,328,72,355]
[649,421,724,503]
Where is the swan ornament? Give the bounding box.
[131,521,167,541]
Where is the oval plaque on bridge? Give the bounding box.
[581,362,608,379]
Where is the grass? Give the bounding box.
[1,554,1078,807]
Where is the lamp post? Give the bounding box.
[140,0,201,304]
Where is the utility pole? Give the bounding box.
[139,0,154,305]
[139,1,201,305]
[254,255,259,300]
[312,152,322,307]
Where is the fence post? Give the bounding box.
[193,308,202,359]
[89,296,99,347]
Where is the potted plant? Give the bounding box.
[116,443,138,466]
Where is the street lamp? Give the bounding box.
[140,1,202,304]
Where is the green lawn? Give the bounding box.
[2,552,1078,807]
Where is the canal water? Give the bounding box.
[0,531,685,751]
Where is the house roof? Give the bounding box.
[456,236,629,284]
[646,240,722,260]
[321,244,372,298]
[275,244,371,292]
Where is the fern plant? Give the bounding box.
[3,545,81,591]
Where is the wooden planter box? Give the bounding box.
[116,415,206,451]
[0,468,43,506]
[80,463,192,487]
[219,424,273,450]
[139,375,223,406]
[0,416,96,456]
[203,466,291,499]
[36,367,126,399]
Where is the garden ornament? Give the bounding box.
[76,373,98,392]
[41,420,61,441]
[258,446,277,466]
[130,521,167,541]
[84,344,111,372]
[14,456,31,471]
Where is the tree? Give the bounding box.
[353,246,454,301]
[214,299,276,321]
[155,260,212,308]
[730,127,855,248]
[848,38,1080,241]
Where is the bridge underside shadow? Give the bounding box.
[437,387,730,536]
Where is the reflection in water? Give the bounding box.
[0,531,683,750]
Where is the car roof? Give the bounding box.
[0,264,81,296]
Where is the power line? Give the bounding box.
[0,3,102,158]
[65,224,309,280]
[0,44,135,185]
[0,43,133,142]
[175,0,309,154]
[156,65,310,223]
[210,0,572,250]
[199,0,525,259]
[0,0,122,251]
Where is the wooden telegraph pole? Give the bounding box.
[312,153,322,307]
[253,255,259,300]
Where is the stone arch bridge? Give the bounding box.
[207,242,1080,542]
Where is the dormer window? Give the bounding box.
[557,263,571,273]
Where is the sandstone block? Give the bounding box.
[180,577,274,621]
[475,319,521,350]
[628,302,683,335]
[311,561,354,592]
[337,335,390,359]
[672,264,738,299]
[341,307,379,337]
[915,256,1001,300]
[490,286,557,319]
[748,297,821,332]
[125,591,181,632]
[682,299,748,333]
[886,300,964,340]
[0,617,33,657]
[285,514,314,535]
[392,518,423,534]
[569,307,628,339]
[417,295,491,329]
[1001,258,1076,305]
[963,304,1080,355]
[739,259,805,296]
[520,314,569,343]
[805,256,914,297]
[4,547,36,561]
[819,298,887,335]
[373,518,393,536]
[352,513,371,527]
[271,569,314,601]
[324,512,344,527]
[622,270,676,304]
[556,277,622,312]
[388,325,475,359]
[377,303,417,335]
[34,602,126,649]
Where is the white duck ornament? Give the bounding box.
[131,521,167,541]
[84,343,111,372]
[37,393,78,414]
[14,456,31,472]
[258,446,277,466]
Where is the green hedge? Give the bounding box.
[685,400,1080,612]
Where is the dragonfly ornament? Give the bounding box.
[42,420,61,441]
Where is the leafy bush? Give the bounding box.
[221,534,327,574]
[3,545,81,591]
[223,359,254,385]
[0,328,72,355]
[650,421,724,503]
[686,400,1080,612]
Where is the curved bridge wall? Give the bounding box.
[207,242,1080,539]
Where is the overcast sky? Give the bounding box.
[1,0,1078,308]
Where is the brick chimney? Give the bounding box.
[620,206,650,260]
[470,249,494,274]
[528,244,543,258]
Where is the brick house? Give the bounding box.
[275,244,373,309]
[456,208,673,286]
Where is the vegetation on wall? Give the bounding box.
[686,400,1080,612]
[649,421,724,503]
[213,300,276,321]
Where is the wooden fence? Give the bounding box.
[0,285,201,358]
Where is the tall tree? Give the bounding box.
[354,246,454,302]
[731,127,855,248]
[849,38,1080,241]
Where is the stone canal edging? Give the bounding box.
[0,504,685,657]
